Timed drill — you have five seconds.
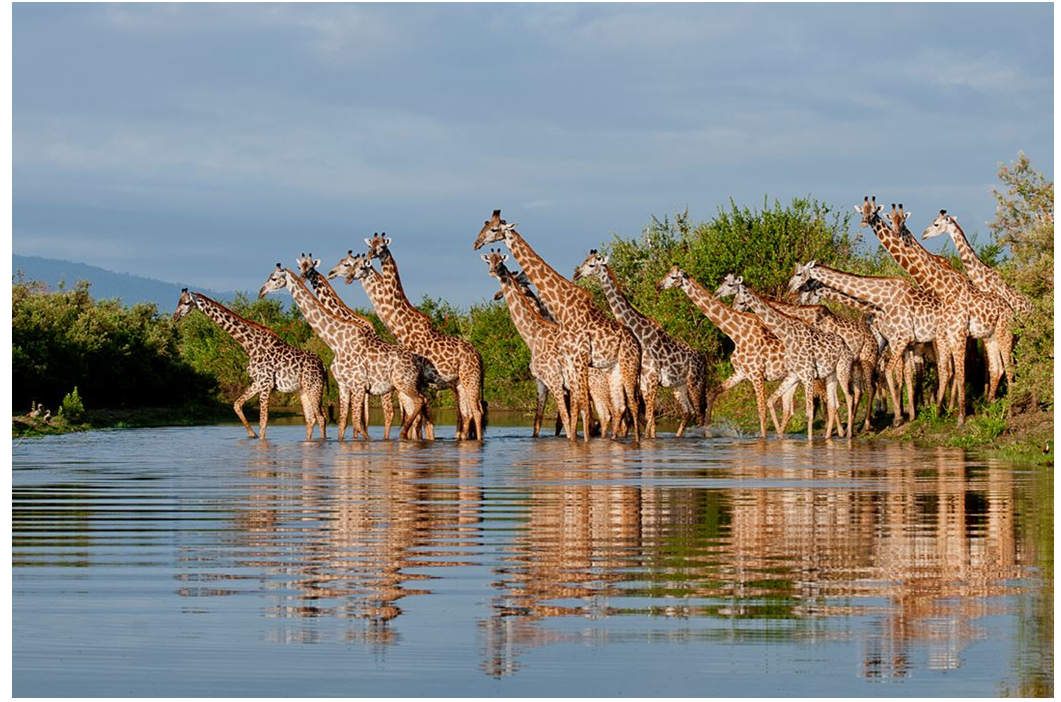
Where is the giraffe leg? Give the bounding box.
[458,358,485,442]
[233,383,262,438]
[533,379,548,438]
[750,375,770,438]
[802,379,815,441]
[673,382,695,438]
[983,335,1002,403]
[860,358,876,432]
[299,391,315,441]
[640,369,659,439]
[766,375,798,438]
[337,385,350,442]
[380,391,395,440]
[999,323,1015,397]
[350,386,368,440]
[619,336,642,443]
[577,355,591,443]
[606,365,625,440]
[257,387,272,440]
[837,360,853,438]
[948,333,967,424]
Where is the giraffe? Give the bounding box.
[499,271,614,437]
[173,289,327,440]
[656,265,790,438]
[481,250,591,441]
[797,279,929,427]
[473,210,642,442]
[574,250,707,437]
[258,265,433,442]
[921,210,1032,314]
[756,293,878,432]
[295,253,399,438]
[858,197,1014,420]
[329,246,485,441]
[361,233,487,441]
[717,274,854,440]
[787,261,942,425]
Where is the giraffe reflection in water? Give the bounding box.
[480,441,1027,681]
[182,440,483,648]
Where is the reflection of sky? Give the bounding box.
[13,4,1053,303]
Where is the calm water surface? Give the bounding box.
[12,424,1053,696]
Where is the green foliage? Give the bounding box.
[12,277,217,412]
[418,295,465,338]
[989,153,1054,410]
[465,299,535,409]
[59,386,85,422]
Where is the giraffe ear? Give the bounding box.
[364,238,373,247]
[480,254,490,262]
[903,211,912,222]
[384,237,392,247]
[502,222,518,232]
[601,254,609,265]
[314,259,321,268]
[735,275,743,285]
[501,254,508,262]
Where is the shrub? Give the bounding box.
[60,387,85,422]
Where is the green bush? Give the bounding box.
[60,386,85,422]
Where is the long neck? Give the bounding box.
[809,266,910,308]
[304,269,375,331]
[738,287,800,340]
[869,214,942,287]
[283,270,350,349]
[358,257,431,343]
[499,274,555,345]
[192,293,275,352]
[679,276,759,340]
[504,229,590,321]
[814,286,879,314]
[763,297,821,325]
[599,267,651,328]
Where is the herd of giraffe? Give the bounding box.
[172,198,1029,443]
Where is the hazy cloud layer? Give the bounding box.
[13,3,1053,304]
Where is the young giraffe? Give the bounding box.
[295,253,398,439]
[498,271,614,437]
[859,197,1014,420]
[258,265,434,441]
[717,275,854,440]
[574,250,707,437]
[921,211,1032,314]
[173,289,327,440]
[329,246,485,441]
[362,234,486,441]
[482,250,591,441]
[787,261,942,425]
[473,210,642,442]
[756,294,878,432]
[656,265,790,438]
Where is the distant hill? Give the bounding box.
[12,254,239,312]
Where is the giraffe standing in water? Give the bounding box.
[473,210,642,442]
[295,253,399,438]
[657,265,789,437]
[717,275,855,440]
[329,243,485,441]
[481,250,591,441]
[173,289,327,440]
[574,250,707,437]
[259,265,433,441]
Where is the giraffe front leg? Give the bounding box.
[860,359,876,432]
[381,391,395,440]
[765,375,796,439]
[673,382,695,438]
[336,385,351,442]
[299,391,315,441]
[640,370,658,439]
[233,383,262,438]
[350,386,369,440]
[802,380,815,441]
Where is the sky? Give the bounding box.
[12,3,1054,307]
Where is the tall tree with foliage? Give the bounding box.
[988,153,1054,410]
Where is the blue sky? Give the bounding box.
[13,3,1054,306]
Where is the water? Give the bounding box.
[12,425,1053,696]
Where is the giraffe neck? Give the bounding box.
[599,267,653,330]
[191,293,275,353]
[282,269,354,350]
[738,286,800,343]
[871,215,957,295]
[304,269,375,330]
[764,297,821,325]
[504,229,589,324]
[945,220,990,284]
[679,276,758,341]
[814,286,879,314]
[359,256,432,343]
[498,273,555,346]
[808,265,909,308]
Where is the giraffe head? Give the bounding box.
[296,252,323,282]
[787,260,818,294]
[473,209,518,250]
[258,263,293,298]
[343,252,376,284]
[713,273,743,300]
[572,249,609,282]
[327,250,359,281]
[364,232,392,261]
[795,277,824,305]
[921,209,956,240]
[173,288,195,323]
[656,264,689,292]
[886,203,914,243]
[854,195,883,228]
[479,248,511,282]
